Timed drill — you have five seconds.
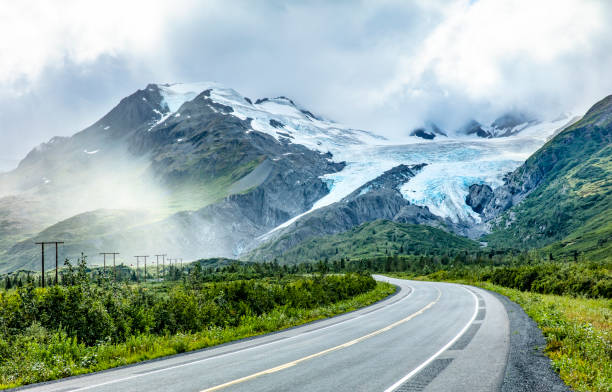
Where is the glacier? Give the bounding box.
[154,82,574,227]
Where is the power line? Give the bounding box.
[134,256,149,283]
[35,241,64,287]
[155,254,166,280]
[100,253,120,281]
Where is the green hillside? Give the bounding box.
[485,96,612,261]
[252,220,480,263]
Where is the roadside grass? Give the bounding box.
[387,273,611,392]
[0,281,394,389]
[473,282,611,392]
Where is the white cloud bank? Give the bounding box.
[1,0,611,162]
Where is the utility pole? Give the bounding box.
[55,242,59,285]
[162,254,166,279]
[35,241,64,287]
[134,256,149,283]
[155,254,166,280]
[135,257,139,282]
[100,253,120,281]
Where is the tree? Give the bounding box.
[62,258,75,286]
[77,253,89,285]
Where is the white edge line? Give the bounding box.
[383,284,479,392]
[66,282,415,392]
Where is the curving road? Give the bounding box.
[20,276,511,392]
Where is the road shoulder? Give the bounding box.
[488,290,571,392]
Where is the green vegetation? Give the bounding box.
[0,259,392,389]
[256,220,480,264]
[163,157,265,215]
[420,261,611,299]
[486,96,612,261]
[480,284,611,392]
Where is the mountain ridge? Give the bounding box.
[0,82,605,272]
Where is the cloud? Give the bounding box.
[0,0,196,92]
[1,0,611,163]
[375,0,612,128]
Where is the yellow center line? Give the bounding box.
[200,287,442,392]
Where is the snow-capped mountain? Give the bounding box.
[153,83,386,153]
[0,81,577,271]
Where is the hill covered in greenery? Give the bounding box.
[484,95,612,261]
[250,220,480,264]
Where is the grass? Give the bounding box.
[0,281,394,389]
[387,273,611,392]
[475,282,611,392]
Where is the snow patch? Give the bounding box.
[154,82,386,155]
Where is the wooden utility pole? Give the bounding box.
[35,241,64,287]
[134,256,149,282]
[135,257,139,281]
[155,254,166,280]
[100,253,120,281]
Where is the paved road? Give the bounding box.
[20,276,510,392]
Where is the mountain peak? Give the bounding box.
[410,122,447,140]
[581,94,612,127]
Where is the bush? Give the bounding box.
[0,273,378,387]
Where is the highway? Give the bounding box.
[20,276,510,392]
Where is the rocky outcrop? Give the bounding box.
[465,184,494,214]
[468,96,612,224]
[347,164,426,198]
[410,123,447,140]
[245,164,458,261]
[410,129,436,140]
[457,120,491,138]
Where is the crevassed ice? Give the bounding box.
[157,82,573,225]
[266,116,574,233]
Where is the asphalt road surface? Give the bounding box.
[20,276,515,392]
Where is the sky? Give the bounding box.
[1,0,612,171]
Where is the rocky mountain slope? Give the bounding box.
[466,95,612,260]
[246,164,454,261]
[0,83,367,271]
[412,112,550,140]
[0,81,595,272]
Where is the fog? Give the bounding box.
[0,142,231,271]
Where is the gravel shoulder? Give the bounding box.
[490,290,572,392]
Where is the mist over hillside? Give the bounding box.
[0,81,593,272]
